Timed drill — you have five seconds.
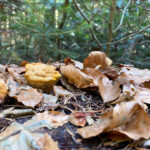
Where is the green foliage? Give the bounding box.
[0,0,150,68]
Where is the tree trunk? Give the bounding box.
[106,0,116,56]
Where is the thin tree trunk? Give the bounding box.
[106,0,116,56]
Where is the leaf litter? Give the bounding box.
[0,52,150,149]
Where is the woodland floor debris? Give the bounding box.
[0,51,150,150]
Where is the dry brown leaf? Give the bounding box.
[83,51,112,68]
[60,65,93,88]
[98,76,121,103]
[25,63,61,91]
[53,86,73,96]
[43,93,58,104]
[134,87,150,104]
[77,101,150,140]
[36,133,60,150]
[82,68,105,86]
[69,112,87,127]
[119,66,150,85]
[17,89,43,107]
[64,57,83,69]
[0,122,60,150]
[99,67,119,80]
[25,111,69,128]
[0,79,8,103]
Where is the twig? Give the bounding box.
[113,0,132,33]
[72,0,102,50]
[103,24,150,46]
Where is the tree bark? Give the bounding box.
[106,0,116,56]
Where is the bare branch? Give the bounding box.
[113,0,132,33]
[103,24,150,46]
[72,0,102,50]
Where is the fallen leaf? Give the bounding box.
[134,87,150,104]
[25,63,61,91]
[17,89,43,108]
[25,111,69,128]
[53,86,73,96]
[69,112,87,127]
[99,67,119,80]
[36,133,60,150]
[64,57,83,69]
[77,101,150,140]
[98,76,121,102]
[7,67,25,84]
[119,66,150,85]
[0,79,8,103]
[60,65,93,88]
[83,51,112,68]
[82,68,105,86]
[43,93,58,104]
[0,122,59,150]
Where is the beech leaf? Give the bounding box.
[98,77,121,102]
[77,101,150,140]
[60,65,93,88]
[83,51,112,68]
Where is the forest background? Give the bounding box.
[0,0,150,68]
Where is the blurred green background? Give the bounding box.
[0,0,150,68]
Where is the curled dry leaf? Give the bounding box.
[83,51,112,68]
[0,79,8,103]
[64,57,83,69]
[25,111,69,128]
[82,68,105,86]
[98,77,121,103]
[60,65,93,88]
[77,101,150,140]
[53,86,73,97]
[17,89,43,108]
[25,63,61,91]
[119,66,150,85]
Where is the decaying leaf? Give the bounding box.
[77,101,150,140]
[82,68,105,86]
[83,51,112,68]
[98,76,121,102]
[17,88,43,108]
[25,63,61,90]
[43,93,58,104]
[36,133,60,150]
[99,67,119,80]
[53,86,73,97]
[119,66,150,85]
[0,122,60,150]
[69,112,87,127]
[64,57,83,69]
[134,87,150,104]
[0,79,8,103]
[60,65,93,88]
[25,111,69,128]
